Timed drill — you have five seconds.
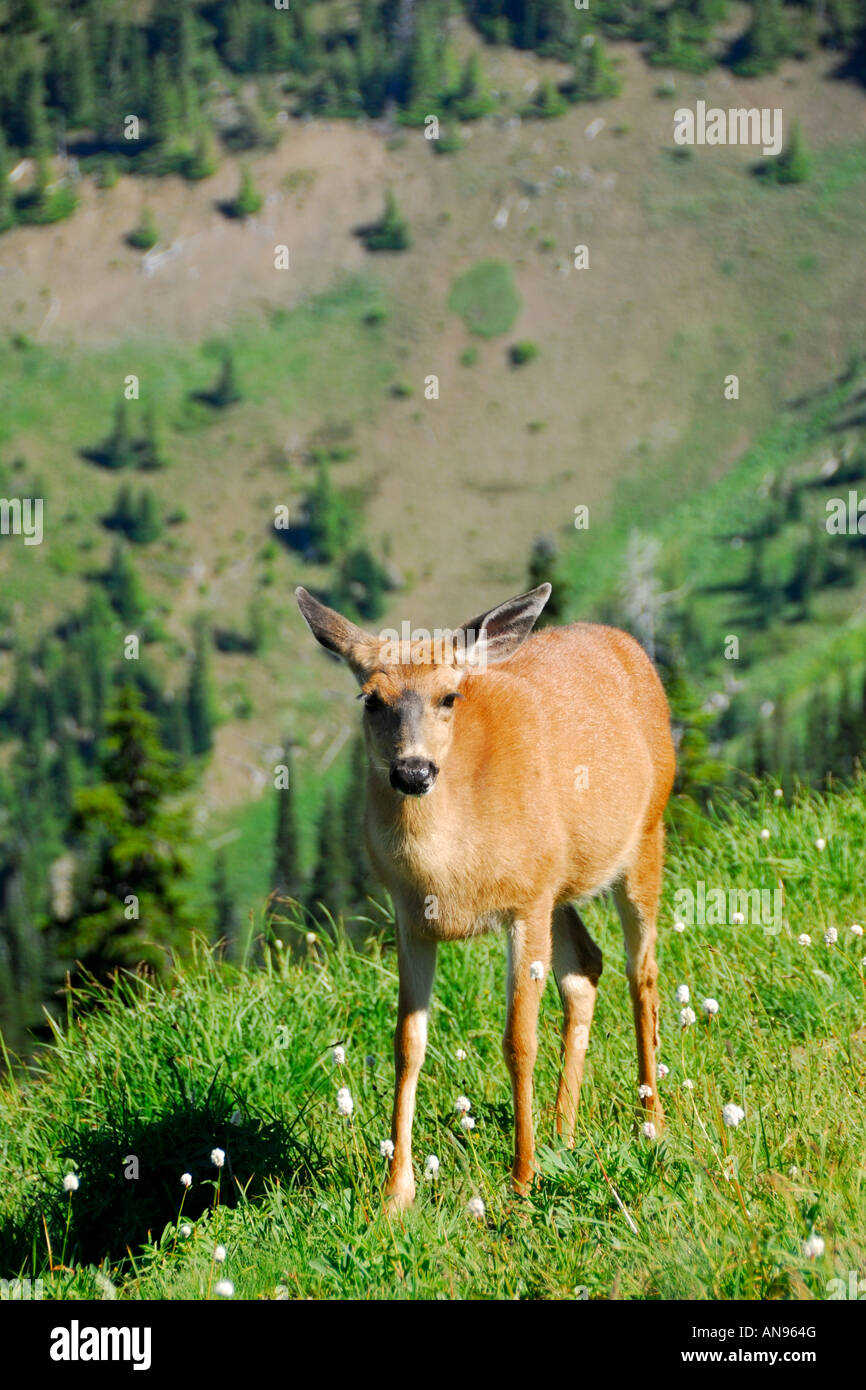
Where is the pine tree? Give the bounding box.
[272,743,302,903]
[137,407,167,471]
[211,847,241,956]
[210,348,243,406]
[0,129,14,233]
[360,188,411,251]
[20,65,50,152]
[306,457,349,563]
[102,400,135,470]
[772,120,811,184]
[186,615,215,755]
[226,164,263,219]
[308,787,351,928]
[103,541,147,625]
[342,736,375,910]
[148,52,177,145]
[131,490,162,544]
[734,0,787,75]
[63,684,194,978]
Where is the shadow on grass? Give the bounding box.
[0,1073,320,1273]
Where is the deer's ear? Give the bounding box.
[455,584,551,667]
[295,587,381,682]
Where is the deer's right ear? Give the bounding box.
[295,587,381,682]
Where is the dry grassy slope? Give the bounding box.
[1,39,865,814]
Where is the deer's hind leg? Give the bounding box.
[552,903,602,1145]
[613,818,665,1134]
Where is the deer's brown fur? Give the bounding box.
[296,584,675,1207]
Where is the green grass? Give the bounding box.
[448,260,521,338]
[2,780,865,1300]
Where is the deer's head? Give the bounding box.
[295,584,551,797]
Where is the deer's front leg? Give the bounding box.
[504,904,552,1194]
[385,921,437,1211]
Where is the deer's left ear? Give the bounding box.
[295,587,382,682]
[455,584,551,667]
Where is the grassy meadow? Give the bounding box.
[2,778,865,1301]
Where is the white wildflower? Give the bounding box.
[456,1048,467,1061]
[798,933,811,946]
[641,1122,657,1140]
[424,1154,440,1180]
[332,1045,346,1066]
[529,960,544,981]
[336,1086,353,1117]
[760,828,771,842]
[731,911,745,925]
[682,1079,695,1090]
[657,1063,669,1079]
[180,1224,192,1238]
[675,984,690,1004]
[774,787,783,799]
[180,1172,192,1188]
[63,1174,79,1193]
[823,927,838,946]
[460,1115,476,1131]
[305,932,317,945]
[210,1148,225,1168]
[673,920,686,933]
[722,1102,745,1128]
[466,1196,486,1219]
[803,1233,825,1260]
[638,1083,653,1099]
[680,1006,696,1028]
[702,997,720,1017]
[214,1280,234,1297]
[850,923,863,938]
[815,837,826,851]
[213,1244,227,1263]
[379,1139,394,1160]
[454,1095,471,1115]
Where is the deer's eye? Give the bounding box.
[440,692,461,709]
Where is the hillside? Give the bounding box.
[1,778,865,1300]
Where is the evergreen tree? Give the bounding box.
[272,743,302,903]
[186,615,215,755]
[305,457,349,563]
[211,847,241,956]
[342,736,375,910]
[148,52,178,145]
[0,129,14,233]
[210,348,243,406]
[360,188,411,251]
[137,407,167,471]
[307,787,351,928]
[132,490,162,544]
[771,120,811,184]
[103,541,147,625]
[20,65,50,152]
[733,0,787,75]
[225,164,263,219]
[102,400,136,470]
[63,684,194,978]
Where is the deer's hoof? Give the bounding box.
[384,1183,416,1213]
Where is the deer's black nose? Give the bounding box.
[390,758,438,796]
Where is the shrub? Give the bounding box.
[126,208,159,251]
[509,340,540,366]
[224,166,263,220]
[359,189,411,251]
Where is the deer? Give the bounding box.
[295,582,676,1209]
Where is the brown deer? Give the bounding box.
[295,583,675,1209]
